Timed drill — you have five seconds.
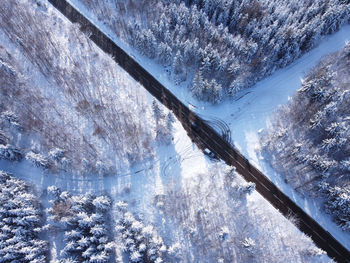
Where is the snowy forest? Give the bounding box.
[0,0,346,262]
[261,43,350,232]
[78,0,350,103]
[0,0,176,175]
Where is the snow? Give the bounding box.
[0,105,213,260]
[0,0,344,260]
[193,26,350,250]
[66,0,350,250]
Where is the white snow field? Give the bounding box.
[0,0,340,262]
[67,0,350,251]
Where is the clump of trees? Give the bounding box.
[261,43,350,231]
[80,0,349,103]
[47,186,114,263]
[115,201,169,263]
[0,171,48,263]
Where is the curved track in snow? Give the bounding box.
[47,0,350,261]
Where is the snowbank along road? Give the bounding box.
[47,0,350,262]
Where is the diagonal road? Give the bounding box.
[47,0,350,261]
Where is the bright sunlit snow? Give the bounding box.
[67,0,350,250]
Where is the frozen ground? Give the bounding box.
[0,90,331,262]
[0,116,331,262]
[0,0,341,261]
[67,0,350,251]
[0,85,212,261]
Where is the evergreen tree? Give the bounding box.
[0,144,23,161]
[48,188,113,263]
[0,172,48,263]
[190,71,205,99]
[157,42,172,65]
[152,99,164,123]
[172,51,186,83]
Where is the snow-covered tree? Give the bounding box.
[115,203,169,262]
[173,50,186,84]
[1,110,20,127]
[152,99,164,123]
[26,151,51,169]
[0,171,48,262]
[107,0,350,102]
[47,187,113,263]
[0,130,9,145]
[49,148,65,162]
[93,196,111,212]
[157,42,172,65]
[261,43,350,231]
[0,144,22,161]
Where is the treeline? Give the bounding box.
[80,0,349,103]
[261,43,350,231]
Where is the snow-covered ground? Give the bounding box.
[0,0,344,261]
[66,0,350,251]
[0,118,331,262]
[0,92,332,261]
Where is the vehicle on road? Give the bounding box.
[203,148,216,159]
[191,122,201,133]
